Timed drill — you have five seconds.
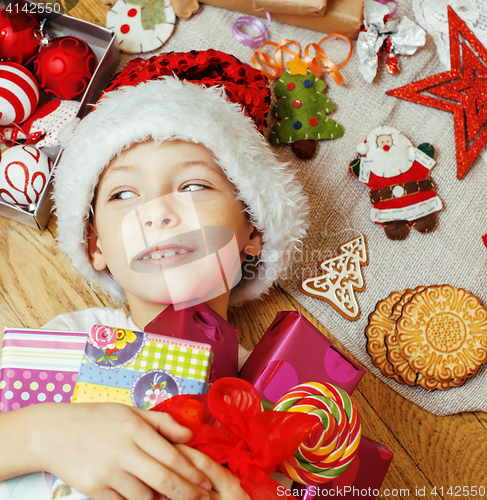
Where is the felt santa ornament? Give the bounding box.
[350,126,442,240]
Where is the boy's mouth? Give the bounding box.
[130,233,202,273]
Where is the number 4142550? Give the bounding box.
[431,485,486,497]
[5,3,62,14]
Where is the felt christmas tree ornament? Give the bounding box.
[53,50,309,307]
[269,56,344,159]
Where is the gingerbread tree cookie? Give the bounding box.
[268,56,344,159]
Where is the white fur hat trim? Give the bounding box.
[53,77,309,306]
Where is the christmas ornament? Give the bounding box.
[299,235,368,321]
[0,62,39,126]
[0,145,51,208]
[106,0,175,53]
[268,56,344,159]
[386,7,487,180]
[33,36,98,100]
[357,0,426,83]
[349,126,442,241]
[0,99,80,148]
[0,9,41,65]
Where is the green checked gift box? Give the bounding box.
[72,325,213,408]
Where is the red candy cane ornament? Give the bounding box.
[0,62,40,126]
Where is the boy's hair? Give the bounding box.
[53,73,308,306]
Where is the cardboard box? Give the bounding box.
[200,0,364,38]
[0,0,119,229]
[72,326,213,407]
[239,311,366,403]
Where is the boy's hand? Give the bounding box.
[174,445,251,500]
[32,403,212,500]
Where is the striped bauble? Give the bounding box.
[0,62,39,126]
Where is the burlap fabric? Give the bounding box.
[114,0,487,415]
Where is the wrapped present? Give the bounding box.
[290,437,393,499]
[251,0,327,17]
[0,328,86,413]
[199,0,364,38]
[145,303,239,381]
[72,325,213,408]
[239,311,366,403]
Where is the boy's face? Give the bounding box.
[89,140,261,315]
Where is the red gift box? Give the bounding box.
[239,311,366,403]
[145,302,239,381]
[289,437,394,499]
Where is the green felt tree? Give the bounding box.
[269,57,344,159]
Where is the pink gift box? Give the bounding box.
[290,437,394,499]
[145,303,239,381]
[239,311,366,403]
[0,328,86,412]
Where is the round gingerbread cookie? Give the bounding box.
[365,290,405,382]
[396,285,487,382]
[385,286,427,386]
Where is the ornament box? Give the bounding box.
[199,0,364,38]
[0,0,119,230]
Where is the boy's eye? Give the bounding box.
[112,190,137,200]
[180,183,209,192]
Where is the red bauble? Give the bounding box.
[33,36,98,100]
[0,9,41,65]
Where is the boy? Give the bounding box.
[0,51,308,500]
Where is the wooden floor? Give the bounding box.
[0,1,486,498]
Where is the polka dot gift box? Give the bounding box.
[239,311,367,404]
[72,326,213,408]
[0,328,86,413]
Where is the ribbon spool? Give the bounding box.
[273,381,361,485]
[252,35,353,84]
[233,12,271,48]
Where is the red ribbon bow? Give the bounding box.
[151,377,319,499]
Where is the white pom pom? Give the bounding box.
[356,142,369,156]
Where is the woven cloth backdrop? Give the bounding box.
[113,0,487,415]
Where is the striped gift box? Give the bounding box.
[0,328,87,413]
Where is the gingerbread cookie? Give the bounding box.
[365,290,405,382]
[300,235,368,321]
[366,285,487,391]
[396,285,487,382]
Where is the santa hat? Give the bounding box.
[53,50,309,306]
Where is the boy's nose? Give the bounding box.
[144,217,172,228]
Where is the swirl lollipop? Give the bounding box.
[273,381,361,485]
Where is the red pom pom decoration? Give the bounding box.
[0,9,41,65]
[33,36,98,100]
[0,62,39,126]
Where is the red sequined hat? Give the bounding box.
[105,49,271,132]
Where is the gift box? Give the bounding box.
[72,326,213,408]
[239,311,366,403]
[290,437,393,499]
[0,0,119,229]
[0,327,86,413]
[199,0,364,38]
[145,303,239,381]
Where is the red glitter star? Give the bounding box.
[386,7,487,179]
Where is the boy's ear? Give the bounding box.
[87,223,108,271]
[244,227,263,257]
